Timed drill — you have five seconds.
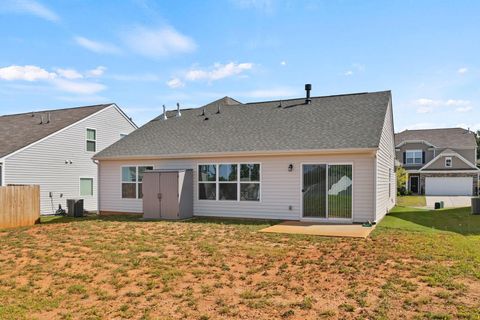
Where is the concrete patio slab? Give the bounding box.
[425,196,471,209]
[259,221,375,238]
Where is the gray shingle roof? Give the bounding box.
[395,128,476,148]
[94,91,392,159]
[0,104,112,158]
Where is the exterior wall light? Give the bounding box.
[288,164,293,172]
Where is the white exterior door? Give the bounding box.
[425,177,473,196]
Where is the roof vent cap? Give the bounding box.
[162,105,167,120]
[305,84,312,104]
[176,102,181,117]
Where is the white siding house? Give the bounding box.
[95,89,396,223]
[0,104,137,214]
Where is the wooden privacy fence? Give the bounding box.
[0,185,40,229]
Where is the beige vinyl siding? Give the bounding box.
[375,100,396,222]
[98,152,376,222]
[4,106,136,214]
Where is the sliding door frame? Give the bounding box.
[300,162,354,223]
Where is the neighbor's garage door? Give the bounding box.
[425,177,473,196]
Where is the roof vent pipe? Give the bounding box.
[162,105,167,120]
[305,84,312,104]
[201,107,206,116]
[176,102,181,117]
[47,113,51,124]
[216,104,221,114]
[39,114,44,124]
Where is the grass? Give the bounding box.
[397,195,426,207]
[0,208,479,319]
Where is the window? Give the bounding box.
[240,164,260,201]
[198,163,261,201]
[86,128,96,152]
[445,157,452,167]
[121,166,153,199]
[198,165,216,200]
[405,150,422,165]
[80,178,93,196]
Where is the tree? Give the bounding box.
[396,166,408,194]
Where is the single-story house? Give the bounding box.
[395,128,479,195]
[94,86,396,223]
[0,104,137,214]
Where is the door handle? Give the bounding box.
[157,193,162,200]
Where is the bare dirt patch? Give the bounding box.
[0,216,479,319]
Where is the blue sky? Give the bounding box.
[0,0,479,131]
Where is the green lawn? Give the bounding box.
[0,207,479,319]
[396,195,426,207]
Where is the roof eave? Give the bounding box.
[93,147,378,161]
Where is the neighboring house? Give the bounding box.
[93,87,396,224]
[395,128,479,196]
[0,104,137,214]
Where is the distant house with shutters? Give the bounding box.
[0,104,137,214]
[93,86,396,224]
[395,128,479,196]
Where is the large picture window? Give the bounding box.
[198,163,261,201]
[121,166,153,199]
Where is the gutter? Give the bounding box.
[93,147,379,161]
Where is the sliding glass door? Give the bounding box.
[302,164,352,219]
[302,165,327,218]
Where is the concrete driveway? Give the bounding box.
[425,196,472,209]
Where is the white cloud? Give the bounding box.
[414,98,472,113]
[185,62,253,82]
[458,67,468,74]
[74,36,121,54]
[166,78,185,89]
[455,106,473,112]
[122,26,196,58]
[445,99,470,106]
[280,61,287,66]
[0,64,107,95]
[55,68,83,80]
[0,65,56,81]
[86,66,106,77]
[416,106,434,114]
[52,79,106,95]
[344,70,353,76]
[2,0,59,22]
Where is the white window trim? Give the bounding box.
[79,177,94,197]
[86,128,97,153]
[198,163,262,202]
[405,149,423,165]
[120,165,154,199]
[445,156,452,168]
